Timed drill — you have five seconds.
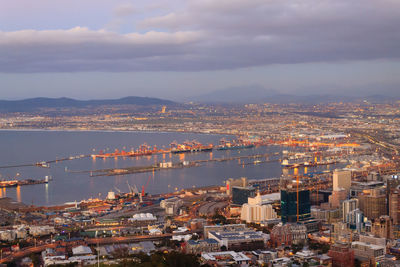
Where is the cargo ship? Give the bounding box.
[281,159,338,168]
[91,143,157,158]
[216,139,254,150]
[170,140,213,154]
[0,177,51,188]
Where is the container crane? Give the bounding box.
[142,175,152,197]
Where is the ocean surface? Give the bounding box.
[0,130,331,206]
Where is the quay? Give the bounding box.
[76,152,281,177]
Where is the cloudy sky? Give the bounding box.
[0,0,399,100]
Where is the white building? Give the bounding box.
[241,192,278,223]
[128,213,157,222]
[247,192,280,205]
[160,197,183,215]
[29,225,55,236]
[241,203,277,223]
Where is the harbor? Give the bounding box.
[0,176,51,188]
[73,152,281,177]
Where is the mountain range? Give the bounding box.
[0,96,176,112]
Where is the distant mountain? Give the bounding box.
[0,96,176,112]
[192,86,399,104]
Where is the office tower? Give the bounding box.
[232,186,255,206]
[389,187,400,224]
[333,169,352,193]
[357,189,386,220]
[342,198,359,221]
[346,208,364,232]
[281,189,311,223]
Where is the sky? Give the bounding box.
[0,0,400,100]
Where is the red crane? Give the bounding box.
[141,175,152,197]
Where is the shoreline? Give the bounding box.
[0,127,236,137]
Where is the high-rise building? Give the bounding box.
[232,186,255,206]
[342,198,359,221]
[280,176,311,223]
[333,170,352,193]
[389,188,400,225]
[329,189,348,209]
[387,177,400,214]
[281,189,311,223]
[357,189,386,220]
[346,208,364,232]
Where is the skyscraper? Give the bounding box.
[333,169,352,194]
[342,198,359,221]
[357,189,386,220]
[232,186,255,206]
[281,189,311,223]
[389,186,400,224]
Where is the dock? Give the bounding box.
[75,152,281,177]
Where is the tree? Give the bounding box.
[29,253,41,266]
[211,213,227,225]
[190,234,199,241]
[111,247,130,259]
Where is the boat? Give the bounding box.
[217,144,254,150]
[0,180,18,187]
[216,138,254,150]
[170,140,213,154]
[36,161,50,168]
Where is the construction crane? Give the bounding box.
[114,187,122,194]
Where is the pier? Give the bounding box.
[0,154,90,169]
[72,152,281,177]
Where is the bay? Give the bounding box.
[0,130,285,206]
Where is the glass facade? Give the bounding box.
[280,189,311,223]
[232,186,256,206]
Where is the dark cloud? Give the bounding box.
[0,0,399,72]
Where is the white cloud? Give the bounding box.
[0,0,399,72]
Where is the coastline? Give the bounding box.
[0,127,235,137]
